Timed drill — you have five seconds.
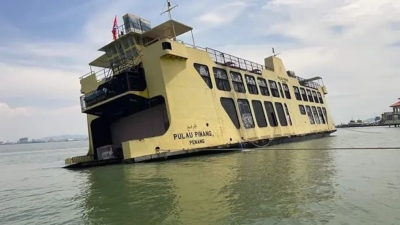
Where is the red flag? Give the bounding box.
[111,16,118,40]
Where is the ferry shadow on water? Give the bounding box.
[77,138,338,224]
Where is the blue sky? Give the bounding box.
[1,0,400,141]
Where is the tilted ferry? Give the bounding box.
[64,6,336,168]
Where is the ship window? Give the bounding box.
[306,89,314,102]
[275,102,288,126]
[213,68,231,91]
[317,92,324,104]
[132,47,139,58]
[194,63,213,89]
[238,99,255,129]
[252,100,267,127]
[106,46,117,57]
[300,88,308,101]
[125,49,133,58]
[264,101,279,127]
[312,106,321,124]
[312,91,319,103]
[134,36,141,45]
[231,71,246,93]
[306,106,315,124]
[317,107,326,124]
[322,107,328,123]
[293,86,302,100]
[299,105,306,115]
[162,42,172,50]
[122,38,130,49]
[278,82,285,98]
[284,103,292,126]
[116,43,125,57]
[128,37,135,46]
[257,77,270,96]
[268,80,280,97]
[245,75,258,95]
[220,97,240,129]
[282,83,291,99]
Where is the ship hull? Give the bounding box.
[64,129,335,169]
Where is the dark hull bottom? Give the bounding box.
[64,130,336,170]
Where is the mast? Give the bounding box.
[161,0,178,40]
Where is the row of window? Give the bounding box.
[299,104,328,125]
[220,98,293,130]
[194,63,324,105]
[293,86,324,104]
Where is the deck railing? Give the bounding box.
[205,48,274,74]
[296,76,321,89]
[114,20,151,38]
[80,68,113,81]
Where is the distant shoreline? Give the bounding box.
[0,139,88,146]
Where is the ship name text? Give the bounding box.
[278,76,289,83]
[173,130,213,145]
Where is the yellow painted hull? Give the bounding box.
[65,30,336,168]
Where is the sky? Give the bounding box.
[1,0,400,141]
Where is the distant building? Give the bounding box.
[18,137,29,143]
[381,98,400,127]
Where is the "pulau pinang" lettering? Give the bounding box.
[173,130,213,145]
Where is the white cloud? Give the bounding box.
[0,62,81,100]
[1,0,400,141]
[196,1,248,27]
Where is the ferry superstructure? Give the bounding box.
[65,9,336,168]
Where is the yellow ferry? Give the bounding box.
[64,3,336,168]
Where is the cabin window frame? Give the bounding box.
[278,82,285,98]
[299,105,306,115]
[251,100,268,127]
[194,63,213,89]
[300,87,308,101]
[317,107,326,124]
[282,83,291,99]
[245,75,259,95]
[213,67,231,91]
[293,86,302,100]
[311,106,321,124]
[230,71,246,93]
[317,92,324,104]
[121,38,130,49]
[275,102,288,126]
[237,99,255,129]
[306,105,315,124]
[257,77,270,96]
[306,89,314,102]
[220,97,240,129]
[322,107,328,123]
[312,90,319,103]
[284,103,292,126]
[264,101,279,127]
[268,80,280,97]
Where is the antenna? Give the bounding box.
[272,47,281,57]
[161,0,178,40]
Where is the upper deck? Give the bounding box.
[78,13,324,110]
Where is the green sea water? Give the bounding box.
[1,127,400,225]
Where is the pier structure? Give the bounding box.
[381,98,400,127]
